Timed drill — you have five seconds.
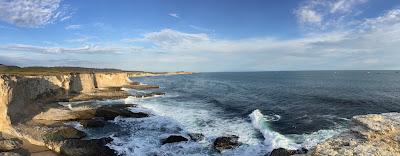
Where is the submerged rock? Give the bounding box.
[310,112,400,156]
[0,138,23,152]
[161,135,189,145]
[188,133,204,141]
[79,117,106,128]
[213,135,241,152]
[60,137,117,156]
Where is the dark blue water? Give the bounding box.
[134,71,400,135]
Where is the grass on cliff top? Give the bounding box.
[0,64,144,76]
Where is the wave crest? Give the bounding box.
[249,109,298,150]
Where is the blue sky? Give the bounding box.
[0,0,400,72]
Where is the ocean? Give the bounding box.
[80,71,400,155]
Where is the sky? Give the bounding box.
[0,0,400,72]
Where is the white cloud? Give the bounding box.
[142,29,209,48]
[1,44,121,54]
[296,8,322,24]
[0,0,70,28]
[168,13,180,18]
[65,24,81,30]
[66,35,96,43]
[295,0,367,30]
[189,25,214,32]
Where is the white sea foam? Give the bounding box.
[249,109,298,151]
[289,127,345,149]
[103,88,348,155]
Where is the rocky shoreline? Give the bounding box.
[1,71,399,156]
[0,71,190,156]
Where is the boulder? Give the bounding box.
[213,135,241,152]
[269,148,308,156]
[0,139,23,152]
[188,133,204,141]
[60,137,117,156]
[0,152,23,156]
[80,118,106,128]
[161,135,189,145]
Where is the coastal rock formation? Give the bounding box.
[0,73,132,132]
[310,112,400,156]
[0,69,192,155]
[213,135,241,152]
[59,137,116,156]
[0,138,22,152]
[161,135,189,145]
[79,117,106,128]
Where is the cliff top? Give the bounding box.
[0,65,144,76]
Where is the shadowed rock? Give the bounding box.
[0,138,23,152]
[60,137,117,156]
[213,135,241,152]
[95,105,149,120]
[161,135,189,145]
[79,118,106,128]
[269,148,308,156]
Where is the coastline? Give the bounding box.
[0,69,399,156]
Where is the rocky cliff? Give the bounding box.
[309,112,400,156]
[0,72,131,133]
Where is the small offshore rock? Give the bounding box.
[188,133,204,141]
[0,152,23,156]
[80,117,106,128]
[60,137,116,156]
[0,138,23,152]
[269,148,308,156]
[161,135,189,145]
[213,135,241,152]
[95,106,149,120]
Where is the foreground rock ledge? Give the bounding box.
[309,112,400,156]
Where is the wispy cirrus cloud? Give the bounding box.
[0,0,72,28]
[0,44,121,54]
[65,24,82,30]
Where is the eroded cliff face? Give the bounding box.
[310,112,400,156]
[0,73,131,133]
[94,73,130,88]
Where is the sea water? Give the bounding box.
[80,71,400,155]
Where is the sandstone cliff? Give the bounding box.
[0,72,131,133]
